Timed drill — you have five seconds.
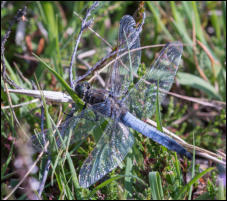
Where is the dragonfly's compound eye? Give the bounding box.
[75,82,90,98]
[85,82,90,89]
[75,83,85,98]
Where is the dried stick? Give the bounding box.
[1,6,27,89]
[69,1,99,89]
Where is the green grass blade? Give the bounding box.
[42,2,56,42]
[32,53,84,108]
[87,174,146,199]
[4,58,21,88]
[155,80,163,132]
[147,2,174,41]
[170,2,192,45]
[222,1,226,38]
[181,2,193,27]
[188,133,196,199]
[173,153,182,186]
[191,2,207,46]
[1,141,14,177]
[54,14,63,77]
[175,167,215,200]
[210,8,221,40]
[124,150,133,199]
[149,172,164,200]
[87,175,124,198]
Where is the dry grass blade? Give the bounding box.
[7,89,74,103]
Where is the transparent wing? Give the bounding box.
[79,121,134,188]
[107,15,141,97]
[125,41,183,119]
[30,107,106,153]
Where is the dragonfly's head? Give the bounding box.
[74,82,90,99]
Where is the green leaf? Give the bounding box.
[177,72,222,100]
[170,2,193,48]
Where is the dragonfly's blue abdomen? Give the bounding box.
[121,111,192,159]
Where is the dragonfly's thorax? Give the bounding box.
[75,82,108,104]
[74,82,91,100]
[75,82,127,118]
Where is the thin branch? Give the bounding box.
[3,81,29,140]
[13,62,31,87]
[1,6,27,89]
[69,1,99,89]
[2,99,40,110]
[37,156,51,197]
[73,11,112,48]
[77,57,106,87]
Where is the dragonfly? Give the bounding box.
[31,15,192,188]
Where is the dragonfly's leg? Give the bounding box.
[82,103,87,110]
[63,110,74,118]
[63,103,78,119]
[94,111,100,121]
